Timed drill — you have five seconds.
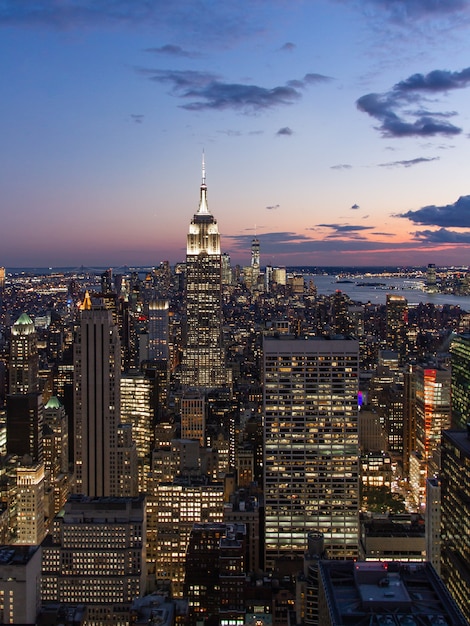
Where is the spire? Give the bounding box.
[198,151,209,214]
[81,290,92,310]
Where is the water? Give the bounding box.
[306,274,470,310]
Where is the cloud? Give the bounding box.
[317,223,375,239]
[399,195,470,227]
[413,228,470,243]
[130,114,144,124]
[280,42,296,52]
[266,204,280,210]
[331,164,352,170]
[351,203,360,209]
[276,127,293,136]
[138,69,329,112]
[378,156,440,167]
[356,67,470,138]
[145,44,199,58]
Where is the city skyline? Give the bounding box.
[2,1,470,267]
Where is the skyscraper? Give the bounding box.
[148,299,169,361]
[182,157,226,390]
[73,292,121,497]
[440,428,470,622]
[386,294,408,362]
[9,313,38,394]
[450,333,470,429]
[263,335,360,569]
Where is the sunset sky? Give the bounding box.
[1,0,470,268]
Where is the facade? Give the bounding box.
[184,522,246,626]
[0,545,42,625]
[180,391,205,445]
[146,478,224,597]
[450,333,470,429]
[148,299,169,361]
[41,494,146,625]
[6,392,44,463]
[16,463,45,545]
[385,294,408,361]
[181,159,226,390]
[425,477,441,574]
[263,335,360,569]
[440,428,470,622]
[73,294,121,497]
[120,371,155,491]
[9,313,38,395]
[414,364,451,505]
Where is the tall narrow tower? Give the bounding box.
[9,313,39,394]
[73,292,121,497]
[182,156,226,390]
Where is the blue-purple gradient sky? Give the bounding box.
[2,0,470,268]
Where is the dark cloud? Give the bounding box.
[396,67,470,92]
[224,230,424,259]
[331,164,352,170]
[413,228,470,243]
[280,42,296,52]
[317,224,375,239]
[356,66,470,138]
[266,204,280,210]
[351,203,360,209]
[399,195,470,227]
[276,127,293,136]
[145,45,198,58]
[378,156,440,167]
[139,69,326,112]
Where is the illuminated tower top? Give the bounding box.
[187,154,220,256]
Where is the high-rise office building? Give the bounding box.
[148,299,169,361]
[73,293,121,497]
[450,333,470,429]
[414,364,451,504]
[440,428,470,622]
[263,335,360,569]
[182,158,226,390]
[180,390,205,445]
[146,478,224,597]
[41,494,146,625]
[386,294,408,361]
[6,393,43,463]
[16,463,45,545]
[9,313,38,394]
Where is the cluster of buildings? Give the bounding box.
[0,166,469,624]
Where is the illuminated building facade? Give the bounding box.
[120,372,155,492]
[180,391,205,445]
[440,429,470,622]
[450,333,470,429]
[263,336,360,569]
[41,494,146,625]
[9,313,38,394]
[182,158,226,390]
[16,463,45,545]
[73,294,121,497]
[146,479,224,597]
[414,364,451,500]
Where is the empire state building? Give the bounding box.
[182,158,226,390]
